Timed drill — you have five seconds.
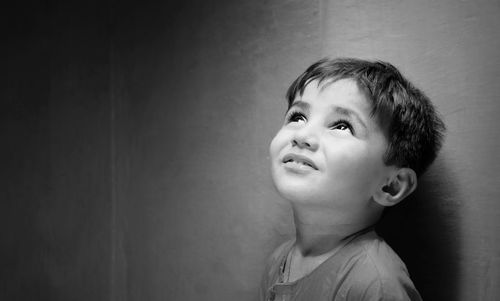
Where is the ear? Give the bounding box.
[373,168,418,207]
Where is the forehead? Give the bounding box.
[296,78,373,113]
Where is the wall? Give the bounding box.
[1,2,112,300]
[3,0,500,300]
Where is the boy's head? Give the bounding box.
[269,58,445,215]
[287,58,445,177]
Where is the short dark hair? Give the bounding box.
[286,57,445,176]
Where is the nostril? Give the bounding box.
[292,139,304,147]
[292,138,313,149]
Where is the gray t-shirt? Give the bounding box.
[260,229,422,301]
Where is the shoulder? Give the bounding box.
[336,232,422,301]
[259,239,294,300]
[268,239,294,266]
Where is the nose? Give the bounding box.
[292,125,319,151]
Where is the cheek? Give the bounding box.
[325,145,386,192]
[269,129,287,159]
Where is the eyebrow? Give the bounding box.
[287,100,310,113]
[287,100,367,128]
[289,100,368,129]
[332,106,368,130]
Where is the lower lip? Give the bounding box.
[282,161,316,174]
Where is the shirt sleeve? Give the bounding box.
[338,275,422,301]
[334,244,422,301]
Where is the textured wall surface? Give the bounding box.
[3,0,500,300]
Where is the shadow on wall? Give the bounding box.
[377,156,462,301]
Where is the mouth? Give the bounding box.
[282,153,318,170]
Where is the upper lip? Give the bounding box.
[282,153,318,170]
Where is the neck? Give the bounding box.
[291,203,381,257]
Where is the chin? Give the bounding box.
[271,166,309,197]
[272,175,321,203]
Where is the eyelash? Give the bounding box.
[285,111,354,134]
[286,110,306,123]
[330,119,354,133]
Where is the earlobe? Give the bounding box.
[373,168,418,207]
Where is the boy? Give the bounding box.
[260,58,445,301]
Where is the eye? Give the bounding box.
[330,120,353,133]
[286,111,306,124]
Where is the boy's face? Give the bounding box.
[269,79,393,214]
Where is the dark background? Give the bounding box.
[2,0,500,300]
